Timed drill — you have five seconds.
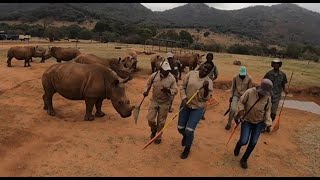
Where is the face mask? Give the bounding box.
[239,75,246,79]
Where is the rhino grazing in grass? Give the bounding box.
[42,63,134,121]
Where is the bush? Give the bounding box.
[204,31,210,37]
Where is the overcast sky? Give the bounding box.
[141,3,320,13]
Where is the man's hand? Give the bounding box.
[203,81,209,90]
[284,89,289,95]
[143,92,148,97]
[237,110,245,117]
[266,125,271,132]
[161,87,171,95]
[181,98,188,108]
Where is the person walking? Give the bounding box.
[263,58,288,132]
[143,61,178,144]
[225,66,253,130]
[196,52,218,120]
[177,61,214,159]
[233,79,273,169]
[166,52,182,113]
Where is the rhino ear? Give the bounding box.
[118,57,121,62]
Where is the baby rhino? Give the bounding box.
[42,63,134,121]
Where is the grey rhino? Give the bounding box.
[150,54,166,73]
[74,54,133,79]
[173,53,205,71]
[48,46,81,63]
[42,63,134,121]
[7,46,46,67]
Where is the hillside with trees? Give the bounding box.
[0,3,319,61]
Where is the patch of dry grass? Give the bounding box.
[0,41,319,88]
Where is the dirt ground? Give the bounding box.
[0,42,319,177]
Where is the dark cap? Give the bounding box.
[257,79,273,96]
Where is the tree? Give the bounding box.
[179,30,193,43]
[286,43,302,59]
[93,21,112,32]
[204,31,210,37]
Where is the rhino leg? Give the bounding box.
[7,57,12,67]
[43,92,56,116]
[27,58,31,67]
[84,97,96,121]
[43,94,48,110]
[30,58,33,62]
[95,98,106,117]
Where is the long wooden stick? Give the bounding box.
[272,72,293,131]
[226,96,261,146]
[142,87,203,150]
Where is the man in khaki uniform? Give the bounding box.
[233,79,273,169]
[196,52,218,120]
[143,61,178,144]
[225,66,253,130]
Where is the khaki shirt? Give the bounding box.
[237,87,272,126]
[144,72,178,103]
[231,74,253,98]
[180,71,214,109]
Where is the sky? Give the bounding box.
[141,3,320,13]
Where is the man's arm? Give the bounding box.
[282,72,288,94]
[237,89,250,114]
[248,76,253,89]
[264,98,273,127]
[180,71,191,100]
[231,76,236,97]
[169,76,178,97]
[144,73,155,94]
[212,66,218,81]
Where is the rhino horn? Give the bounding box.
[120,76,133,84]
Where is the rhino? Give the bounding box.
[150,54,166,73]
[7,46,47,67]
[30,46,47,63]
[42,63,134,121]
[120,53,138,70]
[48,46,81,63]
[173,53,205,72]
[74,54,133,79]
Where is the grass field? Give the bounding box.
[0,40,319,89]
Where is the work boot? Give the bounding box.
[225,124,231,130]
[234,143,241,156]
[181,135,186,146]
[154,138,162,144]
[240,158,248,169]
[180,147,190,159]
[150,132,156,139]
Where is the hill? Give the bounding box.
[0,3,320,46]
